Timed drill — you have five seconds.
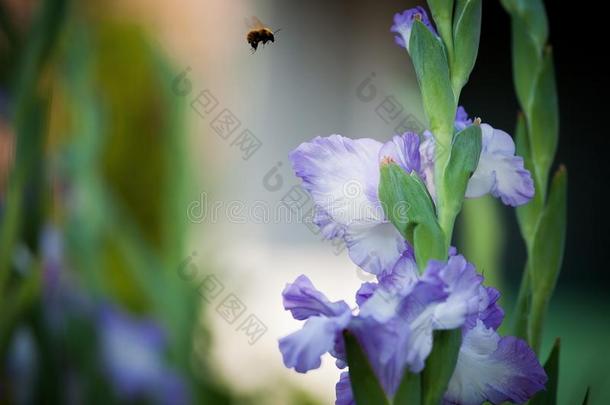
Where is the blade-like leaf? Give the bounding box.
[379,162,445,269]
[426,0,455,56]
[515,112,542,248]
[510,16,541,113]
[392,369,421,405]
[421,329,461,405]
[530,167,567,301]
[344,331,390,405]
[529,47,559,194]
[409,20,456,149]
[451,0,482,93]
[529,166,567,351]
[501,0,548,51]
[443,123,482,214]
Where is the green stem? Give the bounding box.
[434,126,455,254]
[529,293,548,354]
[511,260,530,340]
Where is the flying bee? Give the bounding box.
[245,16,280,53]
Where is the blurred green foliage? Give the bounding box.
[0,0,233,403]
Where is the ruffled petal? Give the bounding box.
[390,7,436,50]
[345,222,408,275]
[283,275,351,320]
[445,321,547,405]
[355,282,378,307]
[359,251,419,322]
[290,135,384,234]
[335,372,355,405]
[476,287,504,331]
[398,275,448,372]
[430,255,483,330]
[279,312,351,373]
[466,124,535,206]
[399,255,483,372]
[379,133,422,175]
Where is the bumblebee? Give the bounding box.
[245,16,279,52]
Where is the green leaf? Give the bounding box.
[443,123,482,214]
[530,338,560,405]
[530,166,567,302]
[529,47,559,194]
[392,369,421,405]
[409,20,456,149]
[379,162,446,269]
[501,0,548,51]
[437,123,481,240]
[514,113,542,248]
[421,329,461,405]
[510,16,541,111]
[413,223,446,271]
[344,331,390,405]
[426,0,455,56]
[451,0,482,94]
[528,166,567,351]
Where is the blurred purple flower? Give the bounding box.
[5,327,38,405]
[98,306,189,404]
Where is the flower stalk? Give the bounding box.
[280,2,549,404]
[502,0,566,354]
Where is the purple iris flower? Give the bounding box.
[279,254,546,405]
[391,7,437,50]
[289,109,533,274]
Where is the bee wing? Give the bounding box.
[244,17,255,30]
[250,16,266,29]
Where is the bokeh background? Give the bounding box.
[0,0,608,404]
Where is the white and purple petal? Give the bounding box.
[444,321,547,405]
[475,286,504,331]
[290,135,410,274]
[429,255,483,330]
[283,275,351,320]
[466,124,535,206]
[398,255,482,372]
[355,282,378,307]
[290,135,383,229]
[279,311,351,374]
[358,250,419,322]
[345,221,408,275]
[397,273,449,372]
